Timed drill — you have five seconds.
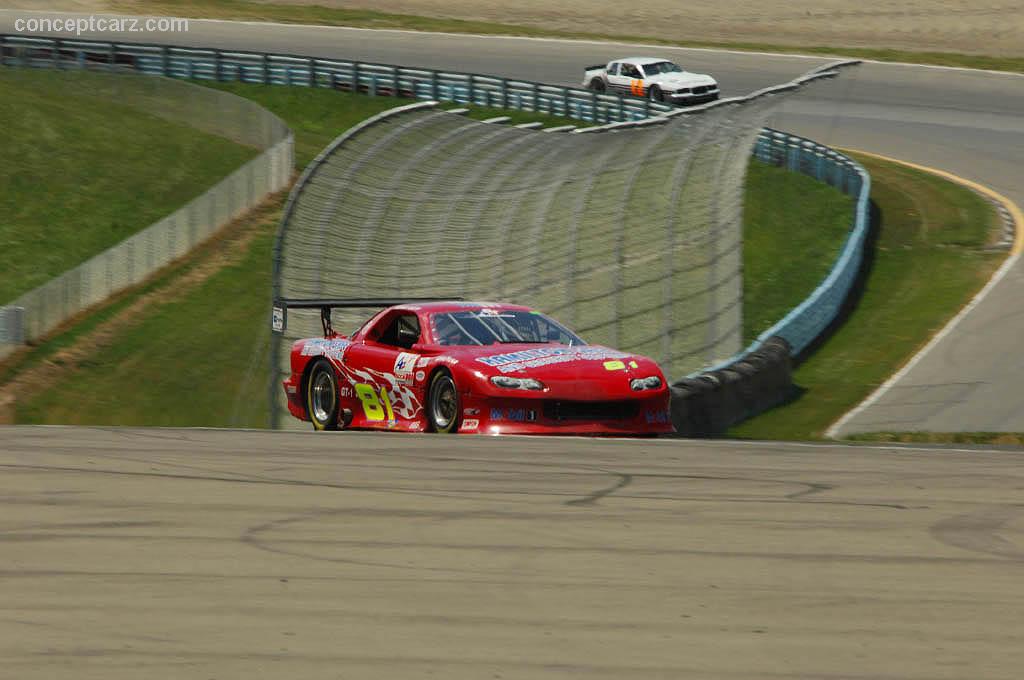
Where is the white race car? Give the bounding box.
[583,57,720,106]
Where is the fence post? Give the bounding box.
[532,82,539,112]
[352,61,360,94]
[501,78,508,108]
[392,66,400,96]
[308,57,315,87]
[52,38,60,69]
[468,74,475,104]
[215,49,222,81]
[590,91,598,123]
[430,70,439,100]
[108,43,115,71]
[618,94,624,121]
[262,53,269,84]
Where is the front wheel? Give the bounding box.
[427,370,461,434]
[306,359,340,431]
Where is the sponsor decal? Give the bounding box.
[629,360,639,369]
[603,360,626,371]
[286,385,297,394]
[301,338,351,360]
[340,386,353,398]
[462,419,479,430]
[394,352,419,385]
[476,347,630,374]
[415,370,425,383]
[415,357,430,368]
[464,407,480,416]
[644,409,670,425]
[490,407,536,422]
[334,364,423,421]
[272,306,285,333]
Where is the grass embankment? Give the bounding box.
[0,68,256,303]
[112,0,1024,74]
[8,82,851,427]
[5,84,578,426]
[742,161,853,343]
[730,155,1004,441]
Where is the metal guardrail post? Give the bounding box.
[532,82,539,112]
[500,78,508,108]
[391,66,399,96]
[161,46,169,76]
[52,38,60,69]
[261,53,268,84]
[308,58,315,87]
[215,49,222,81]
[468,73,475,104]
[352,61,360,94]
[431,71,439,100]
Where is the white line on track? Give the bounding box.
[825,252,1022,439]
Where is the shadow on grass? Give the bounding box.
[792,198,882,367]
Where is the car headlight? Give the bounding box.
[491,376,545,390]
[630,376,663,391]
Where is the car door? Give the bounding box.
[342,311,428,431]
[618,62,645,97]
[604,61,631,94]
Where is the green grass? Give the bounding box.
[16,204,282,428]
[0,68,257,303]
[113,0,1024,74]
[742,160,854,343]
[729,154,1004,441]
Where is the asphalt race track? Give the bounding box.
[2,426,1023,678]
[1,11,1021,432]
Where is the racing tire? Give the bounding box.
[648,85,663,103]
[427,370,461,434]
[589,78,606,93]
[306,359,340,431]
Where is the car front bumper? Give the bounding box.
[457,391,674,436]
[668,90,720,106]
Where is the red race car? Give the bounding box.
[276,299,673,435]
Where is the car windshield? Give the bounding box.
[642,61,683,76]
[430,310,585,347]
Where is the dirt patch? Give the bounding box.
[0,193,286,412]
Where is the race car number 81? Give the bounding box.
[354,383,395,422]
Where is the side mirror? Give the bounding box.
[411,342,443,355]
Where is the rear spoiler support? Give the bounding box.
[272,298,461,336]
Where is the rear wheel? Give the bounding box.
[427,370,461,434]
[589,78,606,93]
[306,359,340,431]
[648,85,663,102]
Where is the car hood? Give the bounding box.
[450,344,668,399]
[647,72,717,88]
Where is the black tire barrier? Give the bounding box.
[668,336,792,437]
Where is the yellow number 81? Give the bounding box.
[354,383,395,422]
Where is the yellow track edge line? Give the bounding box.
[840,147,1024,256]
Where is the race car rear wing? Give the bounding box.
[272,297,461,336]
